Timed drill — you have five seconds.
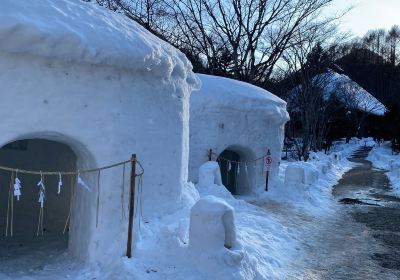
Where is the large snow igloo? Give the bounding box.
[189,74,289,195]
[0,0,198,264]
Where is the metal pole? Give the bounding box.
[208,149,212,161]
[126,154,136,258]
[265,149,271,192]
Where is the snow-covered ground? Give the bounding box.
[0,141,364,279]
[368,142,400,197]
[117,141,362,279]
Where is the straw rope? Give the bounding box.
[0,158,144,176]
[212,152,268,164]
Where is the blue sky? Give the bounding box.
[326,0,400,37]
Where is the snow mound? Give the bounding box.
[0,0,198,85]
[194,74,289,121]
[198,161,223,188]
[189,196,236,251]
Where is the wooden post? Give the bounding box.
[208,149,213,161]
[126,154,136,258]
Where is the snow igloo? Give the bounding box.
[0,0,198,264]
[189,74,289,195]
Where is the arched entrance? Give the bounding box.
[0,138,84,264]
[217,150,240,194]
[217,147,256,195]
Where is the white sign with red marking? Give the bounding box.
[264,154,272,171]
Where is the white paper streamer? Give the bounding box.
[78,174,91,192]
[228,161,232,171]
[237,164,240,174]
[245,163,248,174]
[14,176,22,201]
[37,173,45,208]
[57,173,63,194]
[38,189,45,208]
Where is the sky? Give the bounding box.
[325,0,400,38]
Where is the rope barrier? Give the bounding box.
[0,156,145,238]
[211,151,267,164]
[0,158,144,176]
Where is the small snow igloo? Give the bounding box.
[0,0,198,264]
[189,74,289,195]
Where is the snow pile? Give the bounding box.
[368,142,400,196]
[0,0,198,85]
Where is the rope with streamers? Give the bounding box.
[210,151,269,164]
[0,157,144,236]
[0,159,138,175]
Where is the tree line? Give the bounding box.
[88,0,399,160]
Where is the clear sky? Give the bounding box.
[325,0,400,38]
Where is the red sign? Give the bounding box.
[264,155,272,171]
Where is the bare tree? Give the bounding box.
[165,0,336,84]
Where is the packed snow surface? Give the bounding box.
[0,0,198,84]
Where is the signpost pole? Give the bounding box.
[264,149,272,192]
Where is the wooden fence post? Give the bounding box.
[126,154,136,258]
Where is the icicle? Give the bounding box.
[228,161,232,171]
[78,173,91,192]
[13,172,22,201]
[57,173,63,195]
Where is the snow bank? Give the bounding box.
[253,142,360,215]
[0,0,198,86]
[368,143,400,196]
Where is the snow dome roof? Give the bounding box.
[321,71,386,116]
[193,74,289,122]
[0,0,197,85]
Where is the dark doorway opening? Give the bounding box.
[0,139,75,262]
[217,150,240,194]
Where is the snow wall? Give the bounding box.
[0,0,198,265]
[189,74,289,194]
